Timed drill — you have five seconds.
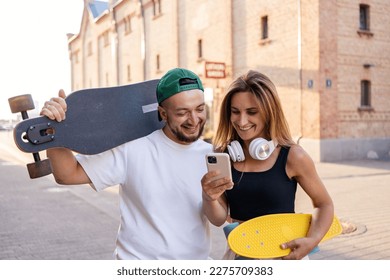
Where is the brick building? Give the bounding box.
[68,0,390,162]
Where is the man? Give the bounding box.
[41,68,213,259]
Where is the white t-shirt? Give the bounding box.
[76,129,213,259]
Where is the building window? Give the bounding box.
[359,4,370,31]
[360,80,371,108]
[156,54,160,71]
[127,65,131,82]
[73,51,79,63]
[124,16,132,34]
[153,0,161,17]
[198,39,203,59]
[261,16,268,39]
[103,31,110,47]
[87,42,93,56]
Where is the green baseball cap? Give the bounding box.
[156,68,204,105]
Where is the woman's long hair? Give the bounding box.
[213,70,295,152]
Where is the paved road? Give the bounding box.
[1,131,390,260]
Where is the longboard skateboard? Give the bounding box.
[227,213,342,259]
[8,79,164,178]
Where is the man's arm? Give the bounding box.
[47,148,91,185]
[41,90,91,185]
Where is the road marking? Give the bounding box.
[0,162,18,166]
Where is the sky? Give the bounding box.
[0,0,85,120]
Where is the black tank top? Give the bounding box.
[226,147,297,221]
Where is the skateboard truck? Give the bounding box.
[27,122,55,144]
[8,94,53,179]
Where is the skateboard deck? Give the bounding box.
[12,79,163,155]
[227,213,342,259]
[9,79,164,178]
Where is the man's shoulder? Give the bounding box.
[135,129,161,141]
[119,130,160,150]
[198,139,212,147]
[196,139,213,152]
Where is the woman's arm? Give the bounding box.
[201,171,233,226]
[282,144,334,259]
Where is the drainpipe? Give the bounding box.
[230,0,234,78]
[138,0,146,80]
[112,4,119,85]
[297,0,303,144]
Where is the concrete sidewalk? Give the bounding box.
[296,159,390,260]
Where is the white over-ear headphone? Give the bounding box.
[227,138,277,162]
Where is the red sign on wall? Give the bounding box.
[205,61,226,79]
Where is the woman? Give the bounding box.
[201,70,334,260]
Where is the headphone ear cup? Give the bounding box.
[249,138,276,160]
[227,144,236,162]
[227,141,245,162]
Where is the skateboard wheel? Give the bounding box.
[27,159,52,179]
[8,94,35,114]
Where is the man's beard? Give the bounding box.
[167,122,205,143]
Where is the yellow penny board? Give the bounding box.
[227,213,342,259]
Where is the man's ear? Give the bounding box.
[158,105,167,121]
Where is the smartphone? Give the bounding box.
[205,153,233,188]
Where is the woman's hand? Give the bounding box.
[201,170,233,201]
[280,237,317,260]
[201,171,232,226]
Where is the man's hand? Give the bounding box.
[40,89,67,122]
